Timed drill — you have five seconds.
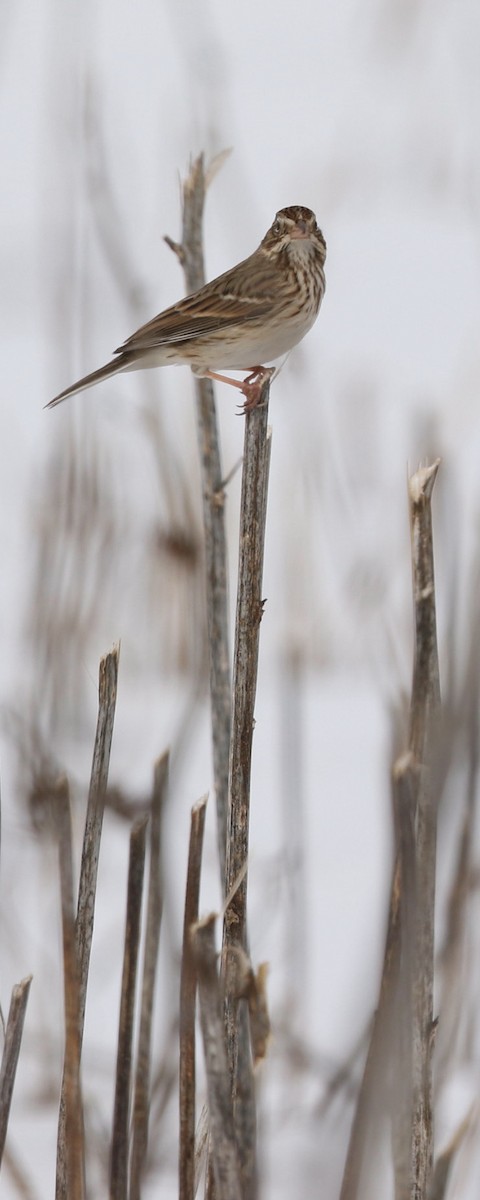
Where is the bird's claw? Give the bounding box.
[239,366,275,414]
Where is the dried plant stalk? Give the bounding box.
[408,461,441,759]
[76,644,120,1031]
[129,753,168,1200]
[56,645,120,1200]
[225,396,271,929]
[179,795,208,1200]
[110,816,148,1200]
[390,755,418,1200]
[166,154,231,884]
[191,915,242,1200]
[222,386,271,1200]
[407,460,441,1198]
[340,462,441,1200]
[56,777,85,1200]
[0,976,32,1167]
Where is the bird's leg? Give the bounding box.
[198,366,274,413]
[199,369,246,392]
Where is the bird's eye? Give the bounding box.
[272,219,282,236]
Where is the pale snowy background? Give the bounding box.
[1,1,480,1196]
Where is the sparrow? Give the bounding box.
[47,206,326,411]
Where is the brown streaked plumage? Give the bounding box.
[47,206,326,411]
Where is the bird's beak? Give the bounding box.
[290,223,309,239]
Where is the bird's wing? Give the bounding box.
[115,254,277,355]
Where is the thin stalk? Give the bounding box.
[129,754,168,1200]
[0,977,32,1166]
[179,796,208,1200]
[407,460,441,1199]
[56,777,85,1200]
[166,154,231,885]
[56,644,119,1200]
[110,817,148,1200]
[76,644,120,1031]
[222,383,272,1200]
[192,915,242,1200]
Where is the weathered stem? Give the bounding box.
[407,460,441,1199]
[167,154,231,885]
[339,461,441,1200]
[179,795,208,1200]
[56,778,85,1200]
[222,384,272,1200]
[192,916,242,1200]
[408,461,441,758]
[0,977,32,1167]
[129,754,168,1200]
[391,754,418,1200]
[56,645,119,1200]
[110,817,148,1200]
[76,644,120,1032]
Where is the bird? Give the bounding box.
[47,206,326,412]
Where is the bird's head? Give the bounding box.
[261,206,326,265]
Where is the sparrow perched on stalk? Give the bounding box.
[48,206,326,412]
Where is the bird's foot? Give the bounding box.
[198,366,275,413]
[239,366,275,414]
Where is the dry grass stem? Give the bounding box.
[223,384,271,1063]
[213,384,271,1200]
[407,460,441,1198]
[0,976,32,1167]
[76,644,120,1033]
[391,755,418,1200]
[129,753,168,1200]
[191,915,242,1200]
[166,153,231,883]
[225,396,271,918]
[342,463,442,1200]
[109,816,148,1200]
[56,645,120,1199]
[341,464,441,1200]
[408,459,441,757]
[55,777,85,1200]
[179,795,208,1200]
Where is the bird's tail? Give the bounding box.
[46,353,132,408]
